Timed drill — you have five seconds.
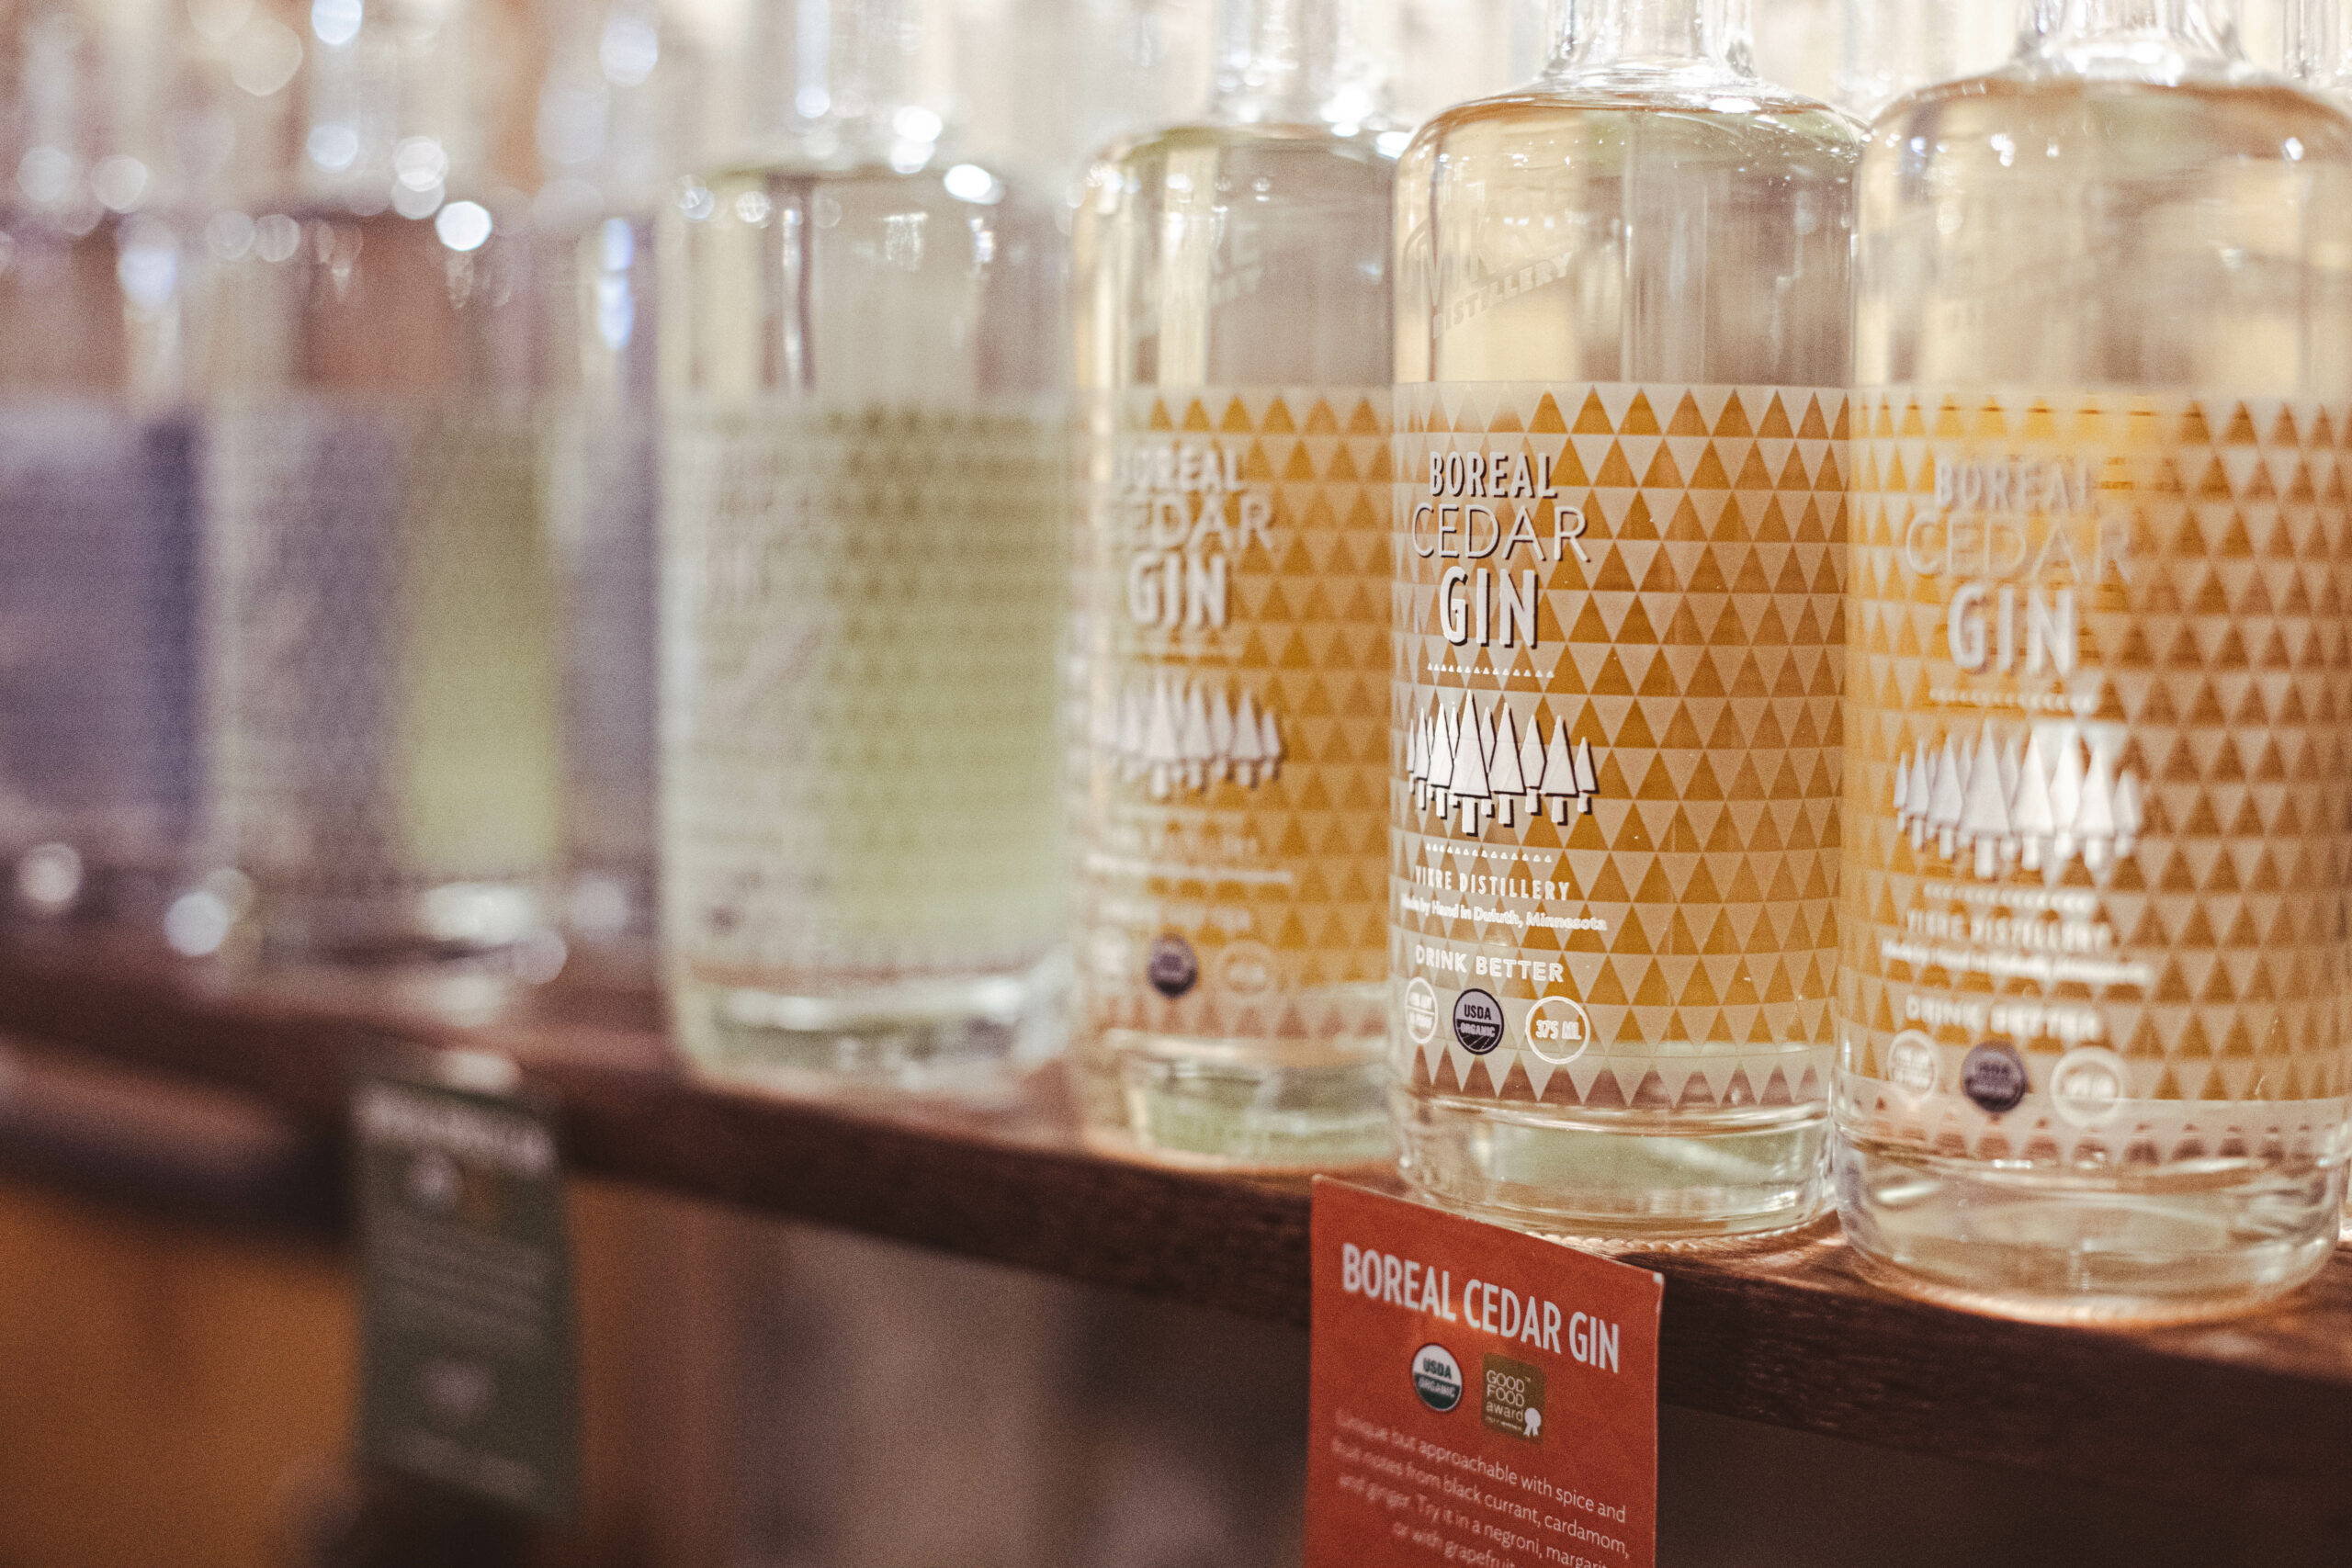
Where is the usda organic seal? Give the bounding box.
[1961,1039,2029,1114]
[1411,1343,1464,1413]
[1452,988,1505,1055]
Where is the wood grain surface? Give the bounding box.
[1,933,2348,1517]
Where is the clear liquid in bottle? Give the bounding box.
[1389,0,1859,1235]
[1837,6,2352,1317]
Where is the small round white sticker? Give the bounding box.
[2051,1046,2129,1128]
[1886,1029,1939,1097]
[1404,977,1439,1044]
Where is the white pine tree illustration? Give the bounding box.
[1231,689,1265,786]
[1893,746,1910,817]
[1488,705,1526,827]
[1906,746,1933,849]
[1572,735,1598,809]
[2112,767,2143,856]
[2049,730,2083,866]
[1258,707,1283,783]
[1449,702,1491,835]
[1407,707,1426,808]
[2076,742,2116,872]
[1928,733,1966,859]
[2012,728,2055,873]
[1118,683,1148,782]
[1429,699,1456,816]
[1145,674,1182,799]
[1208,686,1236,783]
[1518,709,1545,814]
[1960,721,2011,878]
[1179,681,1215,791]
[1542,718,1577,822]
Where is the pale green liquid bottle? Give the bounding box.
[660,0,1068,1096]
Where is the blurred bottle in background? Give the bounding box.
[954,0,1216,197]
[1837,0,2352,1317]
[1067,0,1406,1167]
[191,0,561,985]
[1839,0,2026,118]
[535,0,699,976]
[0,0,217,932]
[660,0,1069,1095]
[2283,0,2352,92]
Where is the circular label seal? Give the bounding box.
[1146,934,1199,998]
[1452,988,1506,1055]
[1960,1040,2029,1114]
[2050,1046,2129,1128]
[1403,977,1440,1045]
[1524,996,1593,1066]
[1886,1029,1939,1097]
[1411,1343,1464,1413]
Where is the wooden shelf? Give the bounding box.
[0,934,2348,1519]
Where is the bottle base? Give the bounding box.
[673,955,1067,1102]
[228,878,560,972]
[1078,1029,1392,1172]
[1832,1136,2346,1325]
[1395,1089,1828,1239]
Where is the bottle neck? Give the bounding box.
[2030,0,2243,71]
[538,0,679,217]
[765,0,944,166]
[1206,0,1387,129]
[1541,0,1753,84]
[298,0,495,212]
[2290,0,2352,97]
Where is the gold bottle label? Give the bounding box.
[1838,390,2352,1160]
[1391,383,1848,1111]
[662,400,1067,987]
[1074,388,1390,1059]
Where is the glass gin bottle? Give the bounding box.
[1071,0,1400,1166]
[661,0,1067,1094]
[198,0,561,977]
[1389,0,1859,1234]
[537,0,686,971]
[0,0,208,931]
[1838,0,2352,1318]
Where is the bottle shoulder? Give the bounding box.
[684,151,1055,231]
[1402,83,1863,175]
[1867,70,2352,165]
[1086,121,1400,177]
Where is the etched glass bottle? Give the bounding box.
[0,0,208,930]
[1389,0,1859,1234]
[661,0,1067,1093]
[198,0,560,975]
[1070,0,1399,1166]
[537,0,685,970]
[1838,0,2352,1317]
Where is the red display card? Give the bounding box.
[1304,1179,1662,1568]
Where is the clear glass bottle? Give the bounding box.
[197,0,561,978]
[0,0,209,931]
[1388,0,1859,1234]
[660,0,1068,1095]
[1838,0,2033,119]
[1838,0,2352,1317]
[1070,0,1399,1167]
[537,0,686,972]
